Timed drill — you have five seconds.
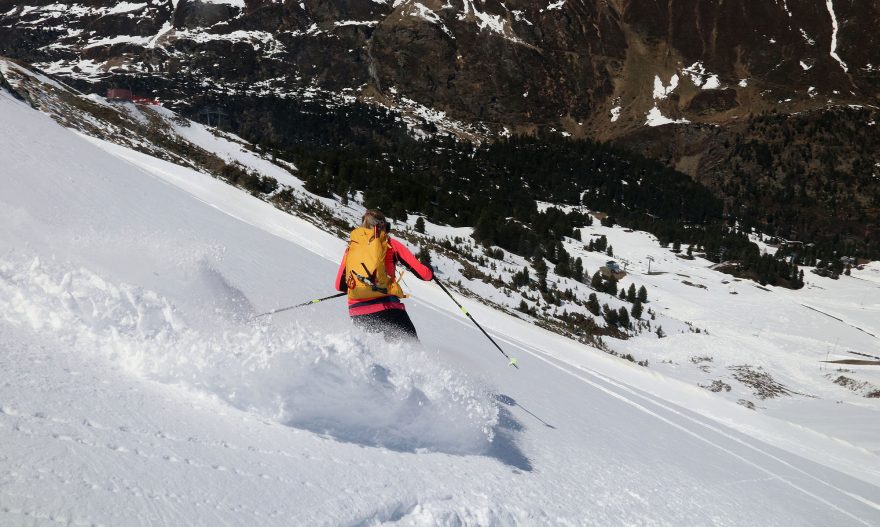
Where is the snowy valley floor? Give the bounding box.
[2,89,880,525]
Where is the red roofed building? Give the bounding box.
[106,88,133,102]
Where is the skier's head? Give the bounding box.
[362,209,389,232]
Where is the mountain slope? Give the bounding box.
[1,0,878,132]
[4,55,878,447]
[3,2,879,254]
[2,71,880,525]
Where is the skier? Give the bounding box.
[335,209,433,340]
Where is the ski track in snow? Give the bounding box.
[800,304,879,339]
[497,335,880,524]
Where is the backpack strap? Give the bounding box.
[350,262,389,294]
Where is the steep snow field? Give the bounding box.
[2,90,880,526]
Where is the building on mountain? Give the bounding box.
[777,239,804,248]
[105,88,160,105]
[600,260,626,280]
[106,88,132,102]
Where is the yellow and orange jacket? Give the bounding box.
[334,227,433,316]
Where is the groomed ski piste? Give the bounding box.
[2,79,880,525]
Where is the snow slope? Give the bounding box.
[6,55,877,451]
[2,89,880,525]
[563,223,880,451]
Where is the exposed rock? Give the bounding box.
[701,380,732,393]
[2,0,877,130]
[828,374,880,398]
[730,365,800,400]
[737,399,756,410]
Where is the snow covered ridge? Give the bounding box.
[0,57,307,189]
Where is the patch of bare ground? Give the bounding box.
[690,356,712,373]
[737,399,756,410]
[729,365,809,399]
[826,374,880,398]
[701,380,731,393]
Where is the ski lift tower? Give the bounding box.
[197,106,229,128]
[646,255,655,274]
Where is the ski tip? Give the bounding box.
[509,357,519,368]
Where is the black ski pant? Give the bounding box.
[352,309,419,341]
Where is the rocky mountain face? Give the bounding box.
[2,0,878,134]
[2,0,879,251]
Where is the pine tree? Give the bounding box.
[338,180,349,205]
[554,258,571,278]
[605,276,618,296]
[511,267,530,288]
[587,293,601,316]
[618,307,631,328]
[573,257,584,282]
[631,300,643,319]
[534,257,548,283]
[627,283,636,302]
[637,285,648,303]
[591,270,603,289]
[414,216,426,233]
[606,245,614,257]
[416,245,432,266]
[602,304,619,326]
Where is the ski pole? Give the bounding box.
[252,292,347,319]
[433,276,519,369]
